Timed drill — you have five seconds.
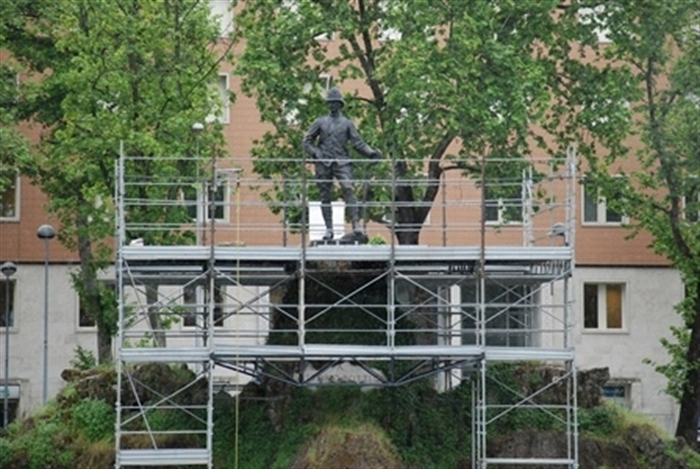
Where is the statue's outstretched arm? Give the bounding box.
[347,121,378,158]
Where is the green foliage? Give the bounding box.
[0,58,32,192]
[72,399,115,443]
[487,363,568,433]
[568,0,700,442]
[70,345,97,371]
[579,404,619,437]
[1,0,231,361]
[235,0,585,245]
[0,438,11,468]
[368,234,387,245]
[13,420,70,469]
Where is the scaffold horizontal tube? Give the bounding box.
[485,458,576,465]
[117,449,209,466]
[119,347,210,363]
[213,344,484,360]
[121,245,573,263]
[485,347,574,361]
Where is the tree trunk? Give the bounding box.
[76,228,113,364]
[675,289,700,449]
[147,285,166,347]
[395,228,420,245]
[97,327,112,364]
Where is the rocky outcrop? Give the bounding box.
[486,426,695,469]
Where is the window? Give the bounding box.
[209,0,233,37]
[183,285,224,327]
[183,178,229,222]
[583,283,624,330]
[683,178,699,222]
[0,279,15,327]
[0,388,19,425]
[578,5,612,43]
[79,281,116,328]
[485,185,523,224]
[602,382,631,409]
[462,282,535,347]
[283,75,333,126]
[206,74,230,124]
[280,0,334,40]
[0,172,19,220]
[582,181,626,224]
[378,0,402,41]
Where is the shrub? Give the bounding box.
[0,438,11,467]
[18,421,63,469]
[70,346,97,371]
[72,399,115,442]
[578,403,619,436]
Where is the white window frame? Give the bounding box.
[602,381,632,409]
[484,184,523,225]
[209,0,234,37]
[181,174,231,224]
[582,282,627,332]
[280,0,335,41]
[582,179,628,225]
[182,284,225,328]
[283,74,333,127]
[206,73,230,125]
[378,0,402,42]
[0,172,20,221]
[578,4,612,43]
[682,176,699,222]
[200,180,230,223]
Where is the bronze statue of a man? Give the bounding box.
[303,87,382,241]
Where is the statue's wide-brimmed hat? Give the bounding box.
[326,87,344,106]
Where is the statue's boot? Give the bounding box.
[322,204,334,240]
[349,206,364,235]
[350,215,368,244]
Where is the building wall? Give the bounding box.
[573,266,683,434]
[0,0,687,436]
[1,264,94,419]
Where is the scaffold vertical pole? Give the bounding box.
[114,142,125,469]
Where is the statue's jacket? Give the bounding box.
[303,113,376,167]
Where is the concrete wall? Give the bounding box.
[2,263,686,436]
[1,263,97,419]
[573,266,684,434]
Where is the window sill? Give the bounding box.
[485,222,524,226]
[581,222,626,227]
[582,328,629,335]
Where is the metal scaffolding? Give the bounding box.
[114,145,578,468]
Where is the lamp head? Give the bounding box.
[37,224,56,240]
[192,122,204,133]
[550,222,567,238]
[0,261,17,278]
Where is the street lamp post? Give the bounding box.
[192,122,204,246]
[37,224,55,406]
[191,123,204,354]
[1,261,17,429]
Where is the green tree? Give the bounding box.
[235,0,582,245]
[565,0,700,447]
[0,38,30,193]
[1,0,232,362]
